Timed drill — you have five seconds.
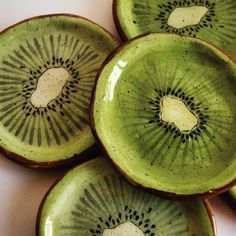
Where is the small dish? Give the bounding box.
[91,33,236,199]
[37,157,216,236]
[113,0,236,58]
[0,14,119,168]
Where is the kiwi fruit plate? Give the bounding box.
[92,33,236,199]
[0,3,235,236]
[0,14,119,168]
[37,157,216,236]
[113,0,236,58]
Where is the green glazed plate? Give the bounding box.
[113,0,236,58]
[0,14,119,168]
[37,157,216,236]
[91,33,236,199]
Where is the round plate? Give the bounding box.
[37,157,216,236]
[113,0,236,58]
[0,14,119,168]
[91,33,236,199]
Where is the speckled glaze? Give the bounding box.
[0,14,119,168]
[37,157,216,236]
[91,33,236,199]
[113,0,236,58]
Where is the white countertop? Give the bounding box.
[0,0,235,235]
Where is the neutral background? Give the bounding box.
[0,0,235,235]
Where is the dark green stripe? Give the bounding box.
[49,111,69,142]
[37,117,42,147]
[42,114,51,146]
[42,36,51,61]
[0,100,22,114]
[69,39,79,60]
[50,35,55,58]
[14,50,37,72]
[20,116,31,142]
[57,111,74,135]
[61,107,82,131]
[3,108,22,128]
[34,38,45,61]
[62,35,68,58]
[56,34,62,59]
[29,116,36,145]
[47,113,61,145]
[27,40,37,56]
[69,97,89,114]
[15,115,27,137]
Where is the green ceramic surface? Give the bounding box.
[114,0,236,58]
[92,34,236,196]
[38,157,215,236]
[0,15,118,164]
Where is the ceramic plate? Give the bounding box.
[0,14,119,168]
[37,157,215,236]
[113,0,236,58]
[91,33,236,199]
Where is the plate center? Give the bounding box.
[167,6,208,29]
[30,67,69,108]
[160,96,198,132]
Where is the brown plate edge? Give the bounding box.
[112,0,129,41]
[0,144,101,169]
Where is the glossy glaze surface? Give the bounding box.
[0,14,118,165]
[114,0,236,58]
[92,33,236,196]
[38,157,215,235]
[0,1,235,236]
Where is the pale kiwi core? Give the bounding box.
[30,67,69,108]
[102,222,144,236]
[167,6,208,29]
[160,96,198,133]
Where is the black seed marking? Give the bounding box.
[149,88,208,144]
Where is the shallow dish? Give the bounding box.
[113,0,236,58]
[0,14,119,168]
[37,157,216,236]
[91,33,236,199]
